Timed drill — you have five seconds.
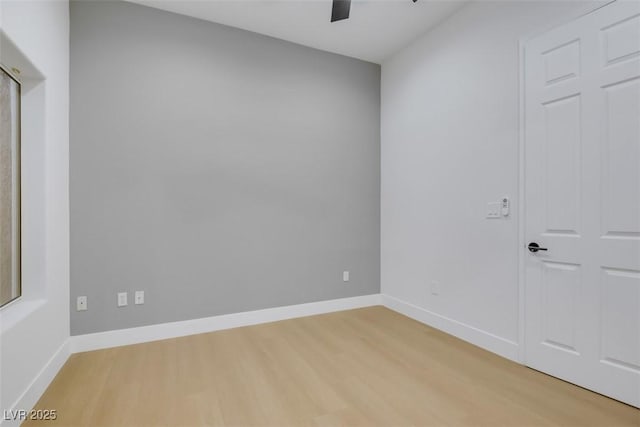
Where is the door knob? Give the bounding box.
[528,242,548,253]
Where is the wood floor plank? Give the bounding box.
[24,307,640,426]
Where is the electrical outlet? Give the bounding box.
[430,281,440,296]
[117,292,128,307]
[343,271,350,282]
[77,296,87,311]
[135,291,144,305]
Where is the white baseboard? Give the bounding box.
[71,294,382,353]
[70,293,519,360]
[381,294,519,361]
[1,340,70,427]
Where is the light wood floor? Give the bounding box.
[27,307,639,426]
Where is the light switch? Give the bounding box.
[501,197,510,216]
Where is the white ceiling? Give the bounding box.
[126,0,468,63]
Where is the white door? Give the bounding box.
[524,0,640,407]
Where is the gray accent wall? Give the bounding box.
[70,1,380,335]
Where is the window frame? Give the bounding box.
[0,63,22,308]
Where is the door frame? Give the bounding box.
[516,0,618,365]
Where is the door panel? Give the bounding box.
[541,261,581,354]
[544,94,582,234]
[602,13,640,66]
[544,39,581,85]
[600,268,640,372]
[602,78,640,236]
[525,0,640,407]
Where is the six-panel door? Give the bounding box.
[524,0,640,408]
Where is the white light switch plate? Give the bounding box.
[343,271,350,282]
[77,296,87,311]
[501,197,510,216]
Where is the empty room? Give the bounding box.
[0,0,639,425]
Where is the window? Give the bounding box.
[0,65,21,307]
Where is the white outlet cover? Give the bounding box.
[135,290,144,305]
[343,271,350,282]
[430,281,440,296]
[117,292,128,307]
[77,296,88,311]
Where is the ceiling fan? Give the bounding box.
[330,0,351,22]
[331,0,418,23]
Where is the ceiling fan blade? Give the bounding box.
[331,0,351,22]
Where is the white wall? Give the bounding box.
[0,0,69,421]
[381,1,604,359]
